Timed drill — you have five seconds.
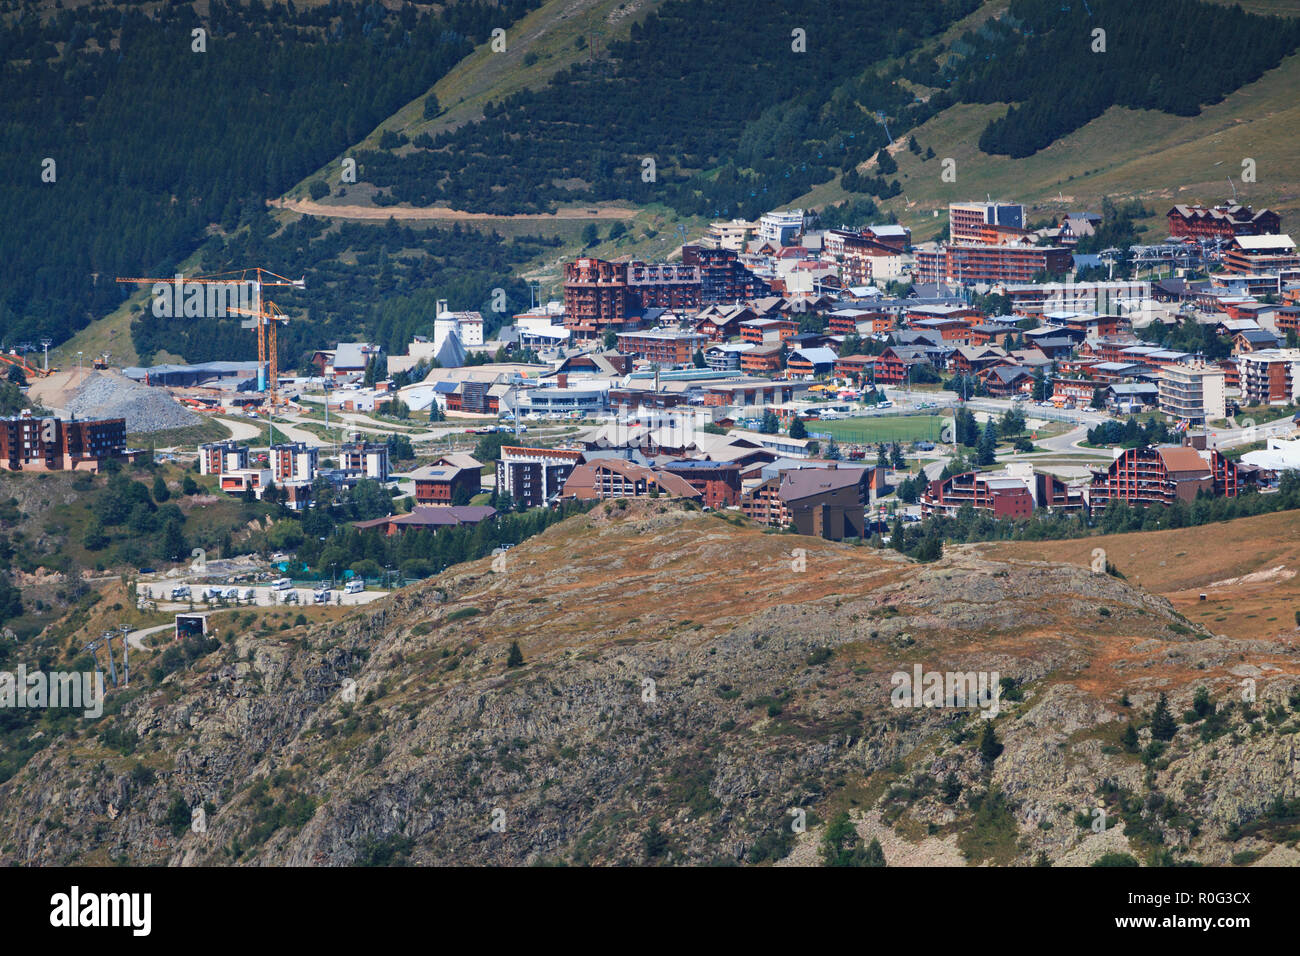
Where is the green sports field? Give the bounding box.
[805,413,950,445]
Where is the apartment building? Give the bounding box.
[1224,234,1300,274]
[0,413,129,472]
[615,329,707,366]
[1239,348,1300,405]
[914,241,1073,285]
[680,245,771,304]
[496,446,584,507]
[657,460,742,508]
[1158,362,1226,424]
[199,440,249,476]
[338,437,389,482]
[270,442,318,483]
[920,466,1084,518]
[1089,445,1239,511]
[702,219,756,251]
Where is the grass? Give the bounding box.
[128,419,231,450]
[807,49,1300,238]
[978,508,1300,643]
[805,413,951,445]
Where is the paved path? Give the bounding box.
[214,417,262,441]
[126,623,173,652]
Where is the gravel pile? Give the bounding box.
[67,372,201,434]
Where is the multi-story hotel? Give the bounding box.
[948,201,1025,243]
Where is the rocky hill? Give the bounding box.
[5,500,1299,866]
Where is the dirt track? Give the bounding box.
[269,197,637,221]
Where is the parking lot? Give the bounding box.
[136,582,389,610]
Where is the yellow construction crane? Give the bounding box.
[116,268,304,408]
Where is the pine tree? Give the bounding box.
[1121,722,1139,752]
[976,420,998,466]
[789,417,808,439]
[151,474,170,502]
[978,721,1003,763]
[506,641,524,668]
[1150,693,1177,741]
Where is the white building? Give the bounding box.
[759,209,805,247]
[1158,362,1226,425]
[436,299,484,347]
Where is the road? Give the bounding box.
[214,417,263,441]
[269,197,637,222]
[126,623,173,652]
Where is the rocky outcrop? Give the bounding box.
[3,501,1298,866]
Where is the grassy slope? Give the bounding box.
[281,0,670,205]
[798,2,1300,238]
[977,508,1300,642]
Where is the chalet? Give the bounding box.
[1234,328,1282,354]
[739,317,798,344]
[409,462,482,506]
[874,346,931,386]
[1224,234,1300,275]
[786,347,837,378]
[969,323,1019,347]
[910,317,975,345]
[656,460,742,508]
[1106,383,1159,413]
[353,505,497,536]
[978,364,1035,398]
[949,345,1010,375]
[833,355,877,382]
[560,459,702,502]
[1167,203,1280,241]
[741,462,874,540]
[739,344,783,374]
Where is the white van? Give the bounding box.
[170,584,191,600]
[238,587,256,601]
[344,580,364,594]
[205,586,226,600]
[313,588,332,604]
[272,578,293,591]
[281,590,299,604]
